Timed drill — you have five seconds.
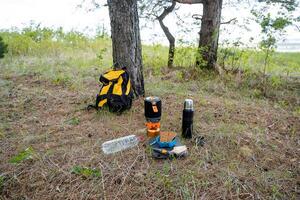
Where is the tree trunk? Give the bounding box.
[196,0,223,70]
[158,19,175,68]
[157,2,176,68]
[107,0,145,96]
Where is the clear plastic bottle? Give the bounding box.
[101,135,140,154]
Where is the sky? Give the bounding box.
[0,0,299,50]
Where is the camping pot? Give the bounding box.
[182,99,194,139]
[144,96,161,122]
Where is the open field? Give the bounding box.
[0,29,300,199]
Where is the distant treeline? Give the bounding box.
[0,24,299,76]
[0,24,109,56]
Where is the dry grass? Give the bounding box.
[0,67,299,200]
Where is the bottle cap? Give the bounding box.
[184,99,194,110]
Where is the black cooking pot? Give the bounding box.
[144,96,161,122]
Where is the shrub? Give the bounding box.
[0,36,8,59]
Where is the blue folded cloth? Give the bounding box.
[150,136,177,148]
[149,137,183,159]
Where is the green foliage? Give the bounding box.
[270,75,282,87]
[71,166,101,178]
[52,74,71,86]
[97,47,108,65]
[272,17,292,30]
[195,46,208,69]
[22,22,54,42]
[252,0,298,52]
[143,44,168,74]
[251,0,297,96]
[260,36,276,49]
[259,0,298,12]
[218,47,300,75]
[271,184,283,199]
[175,44,198,67]
[0,22,110,57]
[218,39,250,71]
[0,175,3,190]
[9,147,35,164]
[0,36,8,59]
[65,117,80,125]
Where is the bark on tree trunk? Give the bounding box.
[197,0,223,70]
[107,0,145,96]
[157,2,176,68]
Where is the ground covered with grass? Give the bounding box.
[0,29,299,199]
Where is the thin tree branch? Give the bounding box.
[173,0,204,4]
[174,10,186,24]
[192,15,237,26]
[157,1,176,43]
[157,1,176,21]
[220,18,237,25]
[192,14,202,20]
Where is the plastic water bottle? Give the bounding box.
[101,135,140,154]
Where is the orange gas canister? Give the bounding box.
[145,122,160,138]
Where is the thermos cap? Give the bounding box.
[184,99,194,110]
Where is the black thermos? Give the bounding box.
[182,99,194,139]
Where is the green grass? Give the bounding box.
[71,166,101,178]
[9,147,35,164]
[65,117,80,126]
[240,50,300,76]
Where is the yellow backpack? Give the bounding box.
[89,68,133,113]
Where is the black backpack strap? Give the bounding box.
[87,93,102,111]
[99,75,109,85]
[87,83,108,111]
[87,104,98,111]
